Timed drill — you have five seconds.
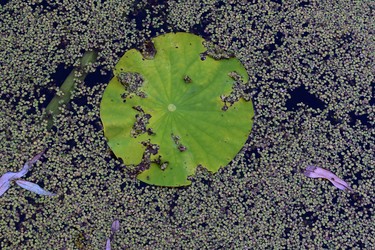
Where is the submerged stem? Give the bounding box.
[45,50,98,130]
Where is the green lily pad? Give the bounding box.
[100,32,254,187]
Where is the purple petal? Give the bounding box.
[0,150,45,184]
[111,220,120,233]
[0,150,46,197]
[0,172,19,197]
[0,172,19,184]
[12,164,31,179]
[17,149,46,178]
[15,180,56,196]
[304,165,353,191]
[330,179,352,191]
[0,180,11,197]
[106,238,111,250]
[0,162,32,186]
[28,149,45,165]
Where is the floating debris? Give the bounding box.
[0,178,11,197]
[0,150,56,197]
[105,238,111,250]
[111,220,120,233]
[15,180,56,196]
[106,220,120,250]
[27,150,46,165]
[0,150,44,194]
[304,165,353,191]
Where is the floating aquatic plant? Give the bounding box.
[100,32,254,186]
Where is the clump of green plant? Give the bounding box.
[100,32,254,186]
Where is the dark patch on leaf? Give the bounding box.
[183,75,192,83]
[131,106,152,137]
[118,72,146,99]
[140,40,156,60]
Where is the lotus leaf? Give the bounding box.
[100,32,254,186]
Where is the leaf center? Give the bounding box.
[168,104,176,112]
